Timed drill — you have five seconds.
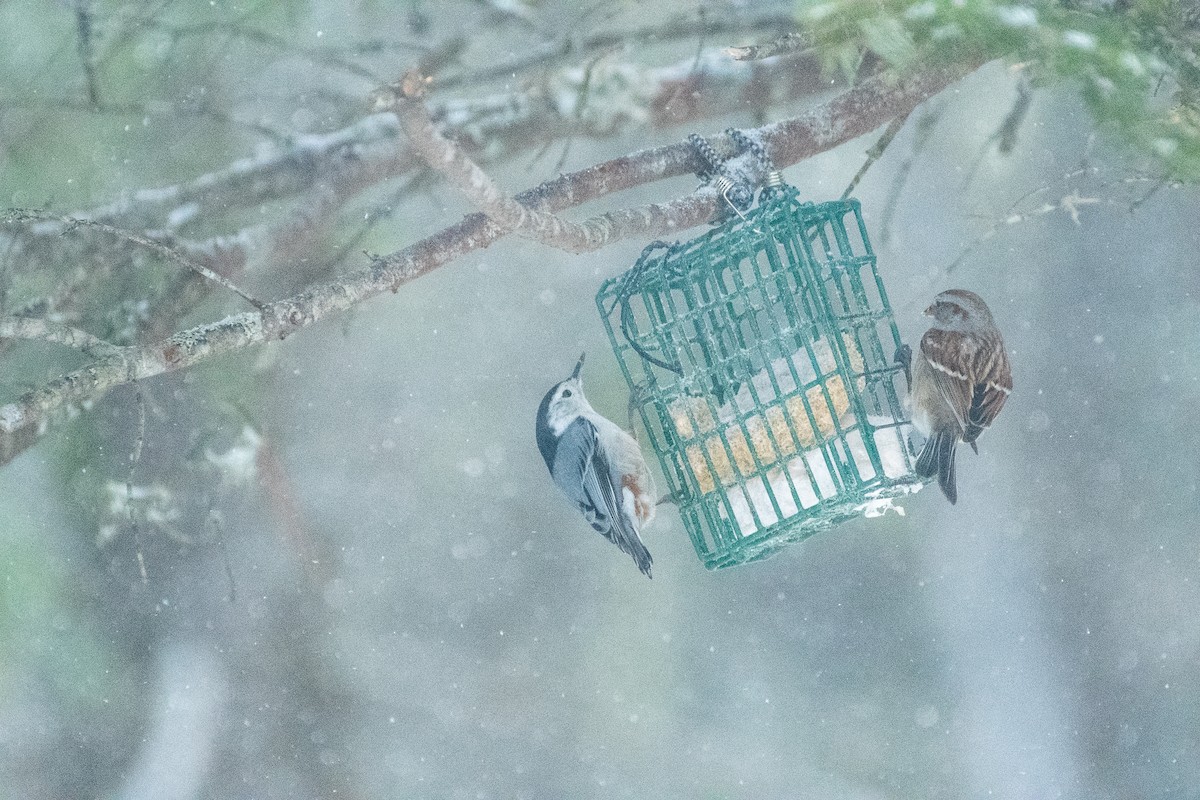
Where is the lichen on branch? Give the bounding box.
[0,61,977,469]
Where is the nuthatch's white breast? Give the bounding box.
[535,353,657,577]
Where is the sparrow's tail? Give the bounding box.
[915,429,959,505]
[963,421,985,448]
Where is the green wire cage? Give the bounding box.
[597,185,925,570]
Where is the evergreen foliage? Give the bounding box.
[798,0,1200,175]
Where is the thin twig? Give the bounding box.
[379,70,686,253]
[0,317,123,357]
[552,46,618,174]
[947,168,1098,272]
[726,32,808,61]
[880,105,944,246]
[74,0,102,107]
[208,511,238,603]
[122,16,393,81]
[2,210,265,310]
[690,6,709,74]
[997,77,1034,155]
[128,389,148,584]
[325,172,429,271]
[1129,176,1170,211]
[0,61,981,468]
[963,75,1034,189]
[437,10,795,89]
[841,112,911,199]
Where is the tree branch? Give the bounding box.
[381,70,703,254]
[3,46,827,337]
[0,317,123,358]
[437,10,797,89]
[2,210,265,310]
[0,60,982,469]
[726,33,809,61]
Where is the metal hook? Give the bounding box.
[713,176,749,223]
[713,175,765,235]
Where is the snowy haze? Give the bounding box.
[0,2,1198,798]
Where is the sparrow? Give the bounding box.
[908,289,1013,504]
[535,354,657,577]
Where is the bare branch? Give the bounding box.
[128,389,148,583]
[79,112,406,229]
[0,316,123,358]
[8,45,820,250]
[0,61,981,469]
[2,210,265,310]
[4,46,828,355]
[963,73,1035,189]
[997,76,1034,155]
[880,105,945,246]
[841,112,912,199]
[726,32,809,61]
[439,10,796,89]
[73,0,102,107]
[381,70,689,253]
[947,168,1109,272]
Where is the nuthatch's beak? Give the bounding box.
[571,352,586,379]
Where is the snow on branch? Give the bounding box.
[0,317,123,358]
[3,44,826,333]
[2,210,264,310]
[0,61,979,468]
[378,70,704,254]
[726,33,810,61]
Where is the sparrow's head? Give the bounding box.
[924,289,995,331]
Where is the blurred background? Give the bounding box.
[1,1,1198,798]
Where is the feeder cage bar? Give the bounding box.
[597,186,926,569]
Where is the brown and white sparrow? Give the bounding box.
[907,289,1013,504]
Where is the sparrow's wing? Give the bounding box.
[553,418,653,577]
[919,328,973,436]
[964,340,1013,445]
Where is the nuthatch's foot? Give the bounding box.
[656,491,681,507]
[627,381,653,436]
[894,343,913,391]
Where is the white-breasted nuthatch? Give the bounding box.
[535,353,657,578]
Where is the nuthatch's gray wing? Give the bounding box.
[552,417,653,578]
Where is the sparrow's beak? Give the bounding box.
[571,352,586,379]
[922,304,935,317]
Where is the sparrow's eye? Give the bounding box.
[561,389,573,398]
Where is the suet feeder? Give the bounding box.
[597,182,924,570]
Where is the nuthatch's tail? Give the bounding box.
[600,522,653,578]
[628,535,653,579]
